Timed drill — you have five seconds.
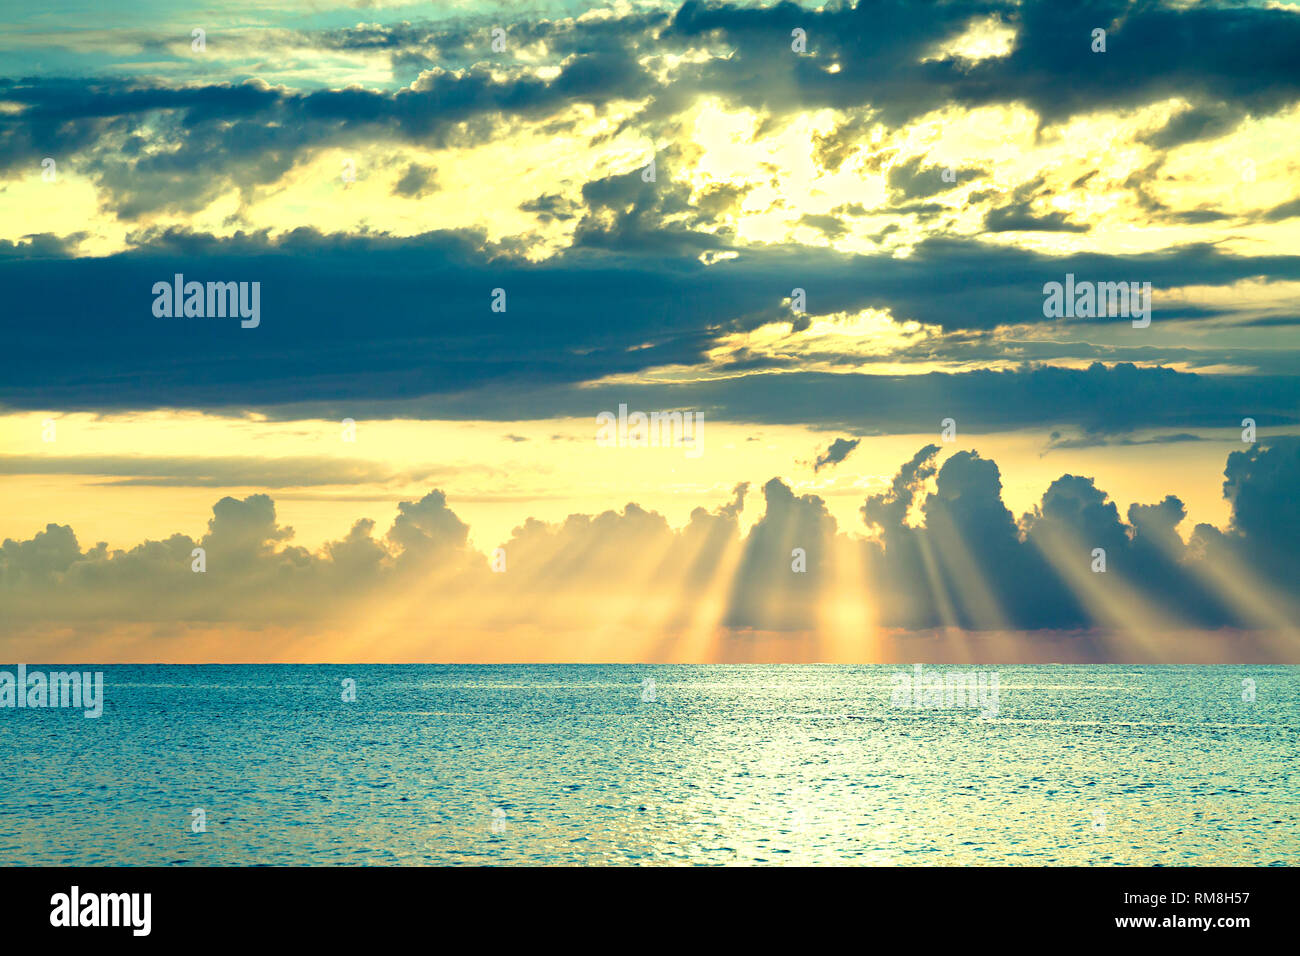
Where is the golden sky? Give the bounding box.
[2,0,1298,662]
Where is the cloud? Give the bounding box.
[391,162,437,198]
[663,0,1300,128]
[984,200,1089,233]
[4,0,1297,235]
[813,437,860,471]
[1141,101,1242,151]
[887,156,983,202]
[1263,197,1300,223]
[0,43,652,216]
[386,489,472,569]
[0,454,451,487]
[1220,438,1300,568]
[3,226,1299,429]
[724,477,840,630]
[1042,432,1206,454]
[3,441,1297,642]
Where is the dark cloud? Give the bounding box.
[3,228,1298,425]
[662,0,1300,128]
[1141,102,1242,151]
[1263,197,1300,223]
[799,213,847,239]
[1042,432,1207,453]
[0,46,652,217]
[982,173,1089,233]
[1220,438,1300,569]
[392,162,437,198]
[984,201,1089,233]
[813,437,860,471]
[572,164,723,254]
[520,192,581,222]
[887,156,984,202]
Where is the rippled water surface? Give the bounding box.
[1,665,1296,865]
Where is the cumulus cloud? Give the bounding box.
[3,442,1297,641]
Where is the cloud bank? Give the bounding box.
[3,441,1296,653]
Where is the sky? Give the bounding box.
[1,0,1298,663]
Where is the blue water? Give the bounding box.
[1,665,1296,865]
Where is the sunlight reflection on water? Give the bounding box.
[1,664,1296,865]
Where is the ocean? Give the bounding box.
[1,664,1296,865]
